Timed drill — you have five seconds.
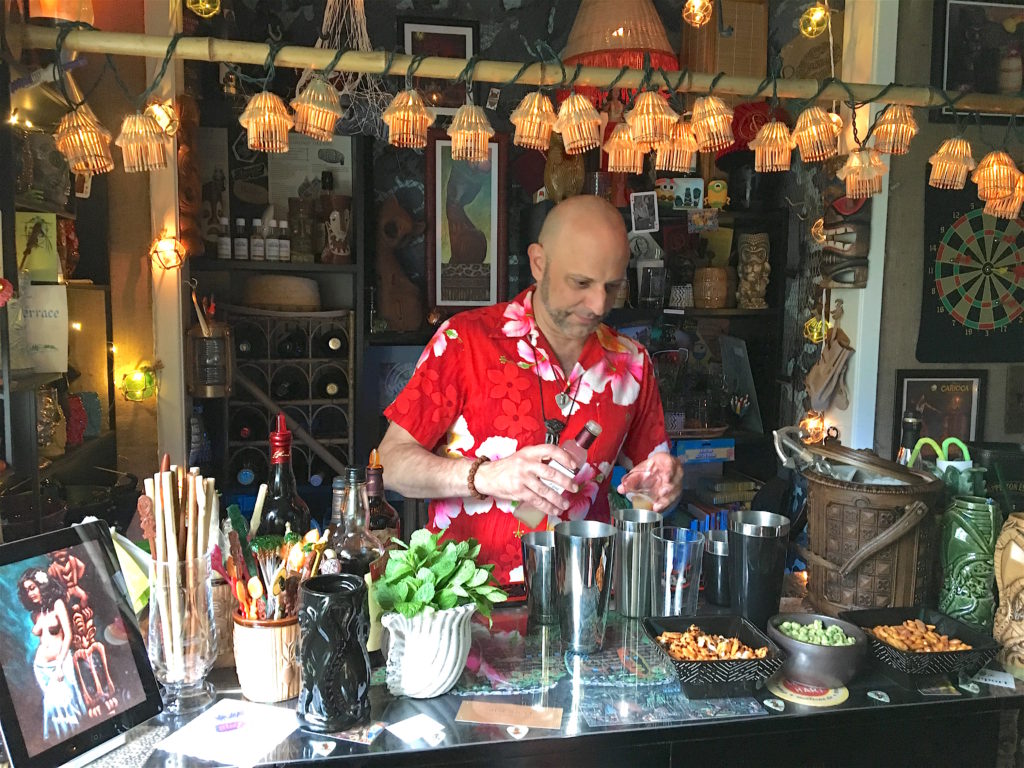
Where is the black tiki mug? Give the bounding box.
[297,573,371,731]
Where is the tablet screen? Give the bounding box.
[0,522,161,766]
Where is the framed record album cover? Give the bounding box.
[917,178,1024,362]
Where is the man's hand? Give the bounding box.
[617,452,683,513]
[472,444,580,518]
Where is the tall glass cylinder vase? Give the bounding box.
[148,555,217,715]
[939,496,1001,633]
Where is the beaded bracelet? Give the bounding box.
[467,456,490,500]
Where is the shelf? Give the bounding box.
[15,195,76,220]
[655,207,785,224]
[663,307,778,318]
[190,260,357,273]
[368,330,434,347]
[236,357,349,365]
[0,371,63,395]
[230,398,350,407]
[39,432,117,482]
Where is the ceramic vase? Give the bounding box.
[380,602,476,698]
[693,267,728,309]
[233,614,300,703]
[939,495,1000,633]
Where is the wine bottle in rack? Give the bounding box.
[312,368,346,399]
[230,407,268,441]
[308,457,333,488]
[272,367,308,401]
[231,448,267,488]
[235,324,266,359]
[314,327,347,357]
[276,328,307,358]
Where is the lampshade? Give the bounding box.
[382,89,436,149]
[510,91,557,151]
[27,0,93,23]
[748,120,794,172]
[928,136,976,190]
[115,111,169,173]
[655,118,698,173]
[872,104,918,156]
[793,105,839,162]
[624,90,678,152]
[238,91,294,153]
[691,95,734,152]
[683,0,714,28]
[836,148,888,199]
[55,104,113,175]
[554,93,602,155]
[447,104,494,163]
[291,76,344,142]
[972,150,1020,201]
[983,175,1024,220]
[604,122,644,174]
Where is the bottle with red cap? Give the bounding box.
[256,413,312,536]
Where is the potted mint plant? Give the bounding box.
[373,529,507,698]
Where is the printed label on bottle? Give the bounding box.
[539,460,576,493]
[234,238,248,260]
[251,239,265,260]
[217,236,232,259]
[271,447,291,464]
[279,241,291,262]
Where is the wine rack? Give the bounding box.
[222,306,354,491]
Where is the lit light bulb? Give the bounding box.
[683,0,714,28]
[800,2,830,38]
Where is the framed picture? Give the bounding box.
[893,369,987,458]
[630,191,659,233]
[424,129,508,308]
[930,0,1024,122]
[398,17,479,116]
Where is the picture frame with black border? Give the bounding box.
[397,17,480,117]
[893,369,987,459]
[630,191,660,234]
[0,522,162,768]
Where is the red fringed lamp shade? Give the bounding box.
[561,0,678,105]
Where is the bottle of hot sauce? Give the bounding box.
[256,413,311,536]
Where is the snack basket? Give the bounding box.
[642,615,784,699]
[838,607,999,688]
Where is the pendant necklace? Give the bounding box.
[531,340,581,444]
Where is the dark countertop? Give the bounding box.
[88,604,1024,768]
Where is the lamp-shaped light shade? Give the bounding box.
[928,136,977,190]
[510,91,557,151]
[554,93,602,155]
[115,111,169,173]
[655,118,699,173]
[872,104,919,156]
[835,148,888,199]
[683,0,714,27]
[625,90,677,152]
[972,150,1021,201]
[149,235,186,270]
[238,91,294,153]
[28,0,93,23]
[382,89,436,149]
[291,76,344,142]
[55,104,113,175]
[447,104,495,162]
[748,120,794,172]
[121,367,158,401]
[793,105,839,162]
[604,122,644,174]
[983,175,1024,220]
[691,95,734,153]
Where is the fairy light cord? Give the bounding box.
[535,41,567,91]
[707,71,726,96]
[136,33,185,109]
[455,54,480,103]
[404,53,428,90]
[320,47,346,79]
[54,21,110,110]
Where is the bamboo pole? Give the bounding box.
[16,23,1024,116]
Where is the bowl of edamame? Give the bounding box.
[767,613,867,688]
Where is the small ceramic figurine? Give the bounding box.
[994,512,1024,678]
[737,232,770,309]
[705,179,730,208]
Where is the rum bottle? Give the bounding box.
[366,448,400,540]
[256,413,311,535]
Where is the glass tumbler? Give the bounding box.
[148,555,217,715]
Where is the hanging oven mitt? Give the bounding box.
[805,328,854,412]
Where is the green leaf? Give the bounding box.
[373,581,399,610]
[413,581,435,604]
[396,600,423,618]
[388,549,410,564]
[467,568,489,588]
[409,528,435,550]
[467,542,481,560]
[473,597,492,619]
[451,559,476,586]
[394,581,411,602]
[416,567,436,584]
[437,589,458,610]
[455,540,470,559]
[485,589,508,603]
[451,583,469,598]
[430,550,458,584]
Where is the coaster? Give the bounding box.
[767,676,849,708]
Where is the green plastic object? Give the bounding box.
[938,496,1000,633]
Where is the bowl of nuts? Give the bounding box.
[767,613,867,688]
[838,607,999,688]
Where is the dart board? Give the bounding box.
[918,181,1024,362]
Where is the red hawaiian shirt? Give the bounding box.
[384,287,669,585]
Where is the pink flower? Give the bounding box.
[583,349,644,406]
[501,299,533,338]
[416,321,457,367]
[433,497,463,529]
[517,339,556,381]
[564,463,601,522]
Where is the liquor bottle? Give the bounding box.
[216,217,232,260]
[314,327,347,357]
[896,410,923,466]
[236,459,260,487]
[255,413,312,536]
[233,218,249,260]
[276,329,307,358]
[327,467,383,577]
[308,457,331,488]
[312,368,346,399]
[515,420,603,527]
[232,448,266,488]
[271,367,307,401]
[230,407,268,441]
[278,220,291,262]
[235,325,267,359]
[266,219,281,261]
[366,448,400,539]
[250,218,265,261]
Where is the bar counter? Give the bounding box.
[94,605,1024,768]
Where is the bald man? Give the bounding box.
[380,195,682,584]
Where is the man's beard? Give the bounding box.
[537,274,604,339]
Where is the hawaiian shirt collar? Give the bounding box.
[494,287,629,356]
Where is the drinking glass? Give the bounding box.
[148,555,217,715]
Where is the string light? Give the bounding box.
[972,150,1020,201]
[145,100,179,137]
[624,90,678,152]
[185,0,221,18]
[799,411,827,443]
[120,364,159,401]
[115,111,169,173]
[554,93,602,155]
[509,91,557,151]
[836,148,888,199]
[749,120,794,172]
[238,91,293,153]
[655,118,699,173]
[983,175,1024,219]
[799,2,830,38]
[691,95,734,152]
[290,76,344,142]
[792,105,839,162]
[55,104,114,175]
[447,104,494,162]
[871,104,918,155]
[382,89,436,149]
[683,0,714,28]
[604,123,644,174]
[149,234,186,269]
[928,136,976,190]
